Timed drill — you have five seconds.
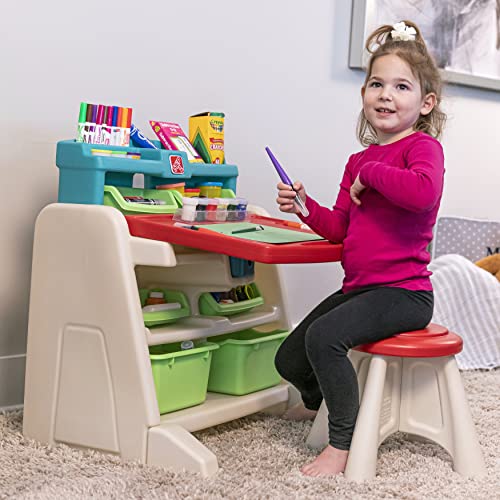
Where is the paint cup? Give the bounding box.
[236,197,248,220]
[181,196,198,222]
[215,198,228,221]
[196,198,209,222]
[205,198,218,221]
[226,198,239,221]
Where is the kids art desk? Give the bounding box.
[22,141,342,477]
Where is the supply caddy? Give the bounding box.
[55,140,239,206]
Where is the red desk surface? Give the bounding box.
[125,214,342,264]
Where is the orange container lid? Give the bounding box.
[156,182,186,190]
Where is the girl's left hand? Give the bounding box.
[350,174,366,206]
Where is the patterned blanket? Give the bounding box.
[429,254,500,370]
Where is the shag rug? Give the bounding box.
[1,370,498,499]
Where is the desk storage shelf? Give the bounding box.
[56,140,238,205]
[23,145,342,477]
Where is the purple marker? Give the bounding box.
[94,104,104,144]
[265,146,309,217]
[88,104,98,143]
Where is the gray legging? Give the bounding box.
[275,286,433,450]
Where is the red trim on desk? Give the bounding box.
[125,214,342,264]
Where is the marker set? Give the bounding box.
[77,102,132,147]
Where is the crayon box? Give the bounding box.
[189,112,225,164]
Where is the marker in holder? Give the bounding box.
[265,146,309,217]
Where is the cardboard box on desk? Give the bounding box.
[150,121,203,163]
[189,112,225,164]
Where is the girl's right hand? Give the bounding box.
[276,181,306,214]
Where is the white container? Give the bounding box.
[181,197,198,222]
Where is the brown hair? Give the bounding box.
[357,20,446,146]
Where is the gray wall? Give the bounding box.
[2,0,500,408]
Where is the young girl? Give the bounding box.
[274,21,446,477]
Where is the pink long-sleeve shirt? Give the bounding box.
[302,132,445,293]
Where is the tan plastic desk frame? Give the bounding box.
[23,203,295,476]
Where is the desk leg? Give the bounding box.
[147,423,218,477]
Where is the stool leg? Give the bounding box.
[344,355,387,482]
[306,400,328,449]
[443,357,487,478]
[348,350,371,398]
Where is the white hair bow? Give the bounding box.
[391,21,417,41]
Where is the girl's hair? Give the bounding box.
[357,20,446,146]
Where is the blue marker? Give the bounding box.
[110,106,120,145]
[130,124,158,149]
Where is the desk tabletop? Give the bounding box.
[125,214,342,264]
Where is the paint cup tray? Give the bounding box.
[172,209,251,224]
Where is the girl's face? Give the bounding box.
[361,54,436,145]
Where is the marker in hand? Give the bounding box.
[265,147,309,217]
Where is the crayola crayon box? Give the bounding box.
[189,112,225,164]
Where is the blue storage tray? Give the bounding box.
[229,257,255,278]
[56,140,239,205]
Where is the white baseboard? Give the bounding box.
[0,354,26,409]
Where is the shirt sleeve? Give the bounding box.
[298,158,354,243]
[358,137,444,213]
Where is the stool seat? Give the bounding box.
[354,323,463,357]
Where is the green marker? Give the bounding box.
[76,102,87,142]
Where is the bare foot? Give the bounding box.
[301,445,349,477]
[282,402,318,421]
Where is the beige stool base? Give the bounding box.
[306,351,487,482]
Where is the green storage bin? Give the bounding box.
[199,283,264,317]
[104,185,181,214]
[150,341,219,414]
[139,288,190,327]
[207,329,288,395]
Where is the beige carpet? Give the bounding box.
[1,370,498,499]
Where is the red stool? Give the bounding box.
[306,324,486,481]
